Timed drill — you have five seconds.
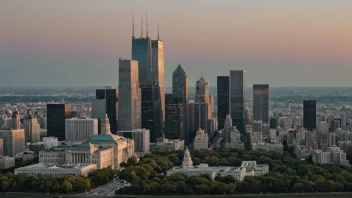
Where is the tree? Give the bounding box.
[127,156,138,166]
[205,156,219,166]
[292,183,304,192]
[168,154,181,166]
[226,183,236,194]
[52,182,61,192]
[61,181,73,194]
[195,183,209,194]
[1,181,10,191]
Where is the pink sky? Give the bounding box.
[1,0,352,87]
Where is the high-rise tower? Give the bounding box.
[96,87,118,134]
[217,76,229,129]
[172,65,189,144]
[253,84,269,137]
[47,104,72,141]
[118,59,141,131]
[230,70,245,134]
[303,100,316,131]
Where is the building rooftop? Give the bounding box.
[85,134,124,142]
[15,163,95,170]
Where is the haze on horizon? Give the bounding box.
[0,0,351,88]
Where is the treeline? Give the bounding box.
[0,167,117,193]
[116,148,352,195]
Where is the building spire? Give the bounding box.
[141,17,143,38]
[157,22,160,40]
[146,12,148,38]
[132,13,135,38]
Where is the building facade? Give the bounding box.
[96,87,118,134]
[47,104,72,141]
[165,94,183,140]
[0,129,25,157]
[172,65,189,144]
[303,100,316,131]
[230,70,246,135]
[118,59,141,131]
[119,129,150,153]
[253,84,269,136]
[65,118,98,142]
[24,116,41,143]
[0,156,15,170]
[15,163,97,178]
[217,76,230,130]
[193,128,208,150]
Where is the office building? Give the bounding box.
[47,104,72,141]
[253,84,269,136]
[152,137,184,151]
[193,128,209,150]
[24,115,41,143]
[91,99,106,133]
[152,39,165,123]
[303,100,316,131]
[96,87,118,134]
[217,77,230,130]
[189,102,208,141]
[11,111,21,129]
[118,59,141,131]
[0,156,15,170]
[172,65,189,143]
[119,129,150,153]
[0,139,3,156]
[164,94,183,139]
[65,118,98,142]
[0,129,25,156]
[230,70,245,134]
[195,77,209,104]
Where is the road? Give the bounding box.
[82,179,130,196]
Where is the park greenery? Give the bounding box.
[116,148,352,195]
[0,167,117,194]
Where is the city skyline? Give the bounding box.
[1,0,352,88]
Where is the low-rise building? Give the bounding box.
[0,156,15,170]
[251,142,283,154]
[241,161,270,176]
[118,129,150,153]
[152,138,184,151]
[312,146,350,166]
[14,163,97,178]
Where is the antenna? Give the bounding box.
[132,13,135,38]
[157,22,160,40]
[146,12,148,38]
[141,17,143,38]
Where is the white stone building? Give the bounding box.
[118,129,150,153]
[15,163,97,178]
[43,137,59,149]
[312,146,350,166]
[251,142,283,154]
[152,138,184,151]
[166,148,268,182]
[193,128,208,150]
[0,156,15,170]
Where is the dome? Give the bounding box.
[85,134,123,142]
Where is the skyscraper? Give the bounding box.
[96,87,118,134]
[253,84,269,136]
[47,104,71,141]
[195,77,209,103]
[217,76,229,129]
[118,59,141,131]
[152,39,165,123]
[230,70,246,134]
[65,118,98,142]
[24,115,41,143]
[303,100,316,131]
[172,65,189,143]
[165,94,183,140]
[132,18,163,142]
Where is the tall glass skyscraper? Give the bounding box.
[230,70,245,134]
[253,84,269,124]
[303,100,316,131]
[172,65,189,144]
[96,86,118,134]
[217,76,229,130]
[47,104,72,141]
[165,94,183,140]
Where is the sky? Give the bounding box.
[0,0,352,88]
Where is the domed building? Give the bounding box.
[39,133,134,170]
[85,134,134,169]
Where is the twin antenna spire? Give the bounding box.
[132,12,159,40]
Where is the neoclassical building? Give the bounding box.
[167,148,247,182]
[39,134,134,169]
